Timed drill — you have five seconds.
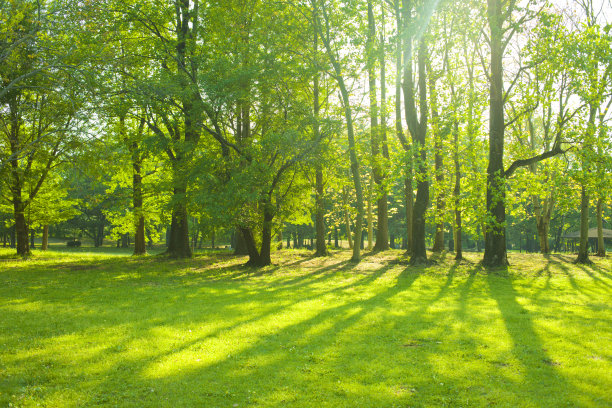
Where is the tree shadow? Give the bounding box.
[486,269,578,406]
[2,251,608,407]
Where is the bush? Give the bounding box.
[66,240,81,247]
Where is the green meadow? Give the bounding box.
[0,249,610,407]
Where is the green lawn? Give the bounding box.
[0,249,610,407]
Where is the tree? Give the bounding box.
[482,0,565,267]
[313,0,366,262]
[401,0,435,265]
[0,0,84,256]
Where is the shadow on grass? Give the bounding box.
[1,251,608,407]
[487,268,576,406]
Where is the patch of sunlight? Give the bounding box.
[141,295,354,379]
[112,272,142,281]
[1,299,45,312]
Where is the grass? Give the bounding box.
[0,248,610,407]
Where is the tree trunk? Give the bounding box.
[313,25,327,257]
[403,34,429,265]
[234,227,249,255]
[96,218,105,247]
[334,227,339,248]
[576,184,591,263]
[240,227,261,266]
[315,167,327,256]
[429,68,445,253]
[13,198,29,257]
[133,162,146,256]
[536,217,550,254]
[318,3,364,262]
[453,121,463,261]
[10,225,16,248]
[345,215,353,250]
[256,204,274,266]
[395,0,411,255]
[405,176,413,255]
[41,225,49,251]
[167,191,191,258]
[121,233,129,248]
[367,182,373,250]
[483,0,509,267]
[596,197,605,257]
[367,0,389,252]
[342,186,354,250]
[241,202,274,267]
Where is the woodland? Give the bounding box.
[1,0,611,267]
[1,2,612,407]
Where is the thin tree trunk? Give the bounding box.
[576,184,591,263]
[453,120,462,260]
[318,2,364,261]
[405,176,414,255]
[429,68,445,253]
[373,0,390,251]
[395,0,412,255]
[596,197,605,257]
[344,189,354,250]
[13,198,29,256]
[42,225,49,251]
[313,19,327,257]
[367,181,373,250]
[133,162,146,255]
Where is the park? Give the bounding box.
[0,246,610,407]
[1,0,611,406]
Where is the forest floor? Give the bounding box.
[0,248,610,407]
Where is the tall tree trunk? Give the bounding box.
[256,203,274,266]
[576,184,591,263]
[378,4,391,252]
[394,0,411,255]
[318,2,364,261]
[42,225,49,251]
[315,167,327,255]
[313,28,327,257]
[534,195,553,254]
[343,186,354,250]
[483,0,509,267]
[167,188,191,258]
[366,0,388,252]
[240,227,260,265]
[405,176,414,255]
[96,215,105,247]
[596,197,605,257]
[133,161,146,255]
[242,201,275,267]
[367,181,373,250]
[403,33,429,265]
[13,194,29,257]
[453,120,463,260]
[429,69,445,253]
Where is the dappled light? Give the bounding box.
[1,249,610,406]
